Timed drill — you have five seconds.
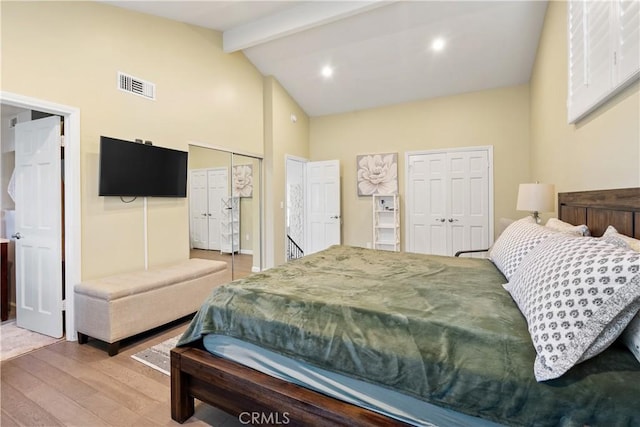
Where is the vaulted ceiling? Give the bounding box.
[103,1,548,117]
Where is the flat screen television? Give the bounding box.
[99,136,188,197]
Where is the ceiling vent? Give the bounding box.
[117,72,155,100]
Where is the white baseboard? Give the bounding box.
[251,266,261,273]
[240,249,253,255]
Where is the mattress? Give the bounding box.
[179,245,640,426]
[203,334,504,427]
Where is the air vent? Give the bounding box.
[117,72,155,100]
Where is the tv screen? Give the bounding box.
[99,136,188,197]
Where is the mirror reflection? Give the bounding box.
[187,145,261,280]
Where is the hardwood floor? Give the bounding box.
[1,320,244,426]
[1,252,259,426]
[190,250,254,281]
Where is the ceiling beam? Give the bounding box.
[223,1,392,53]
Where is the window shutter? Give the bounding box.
[616,0,640,83]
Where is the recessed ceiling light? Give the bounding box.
[432,38,446,52]
[321,65,334,78]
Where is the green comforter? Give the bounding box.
[179,245,640,426]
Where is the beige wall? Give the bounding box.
[530,1,640,205]
[1,2,264,279]
[310,85,531,249]
[263,77,310,266]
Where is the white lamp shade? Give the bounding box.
[516,183,555,213]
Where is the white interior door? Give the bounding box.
[306,160,341,254]
[407,148,492,257]
[407,153,448,255]
[189,170,208,249]
[447,150,490,256]
[14,116,63,338]
[207,168,228,251]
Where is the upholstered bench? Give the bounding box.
[75,258,227,356]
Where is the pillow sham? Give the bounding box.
[601,225,640,252]
[489,216,558,280]
[602,226,640,363]
[545,217,590,236]
[504,234,640,381]
[623,315,640,363]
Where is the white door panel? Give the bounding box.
[407,148,491,257]
[189,168,228,250]
[306,160,340,254]
[15,116,63,338]
[189,170,208,249]
[207,168,228,250]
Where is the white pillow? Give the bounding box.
[623,315,640,363]
[489,216,558,280]
[602,226,640,363]
[601,225,640,252]
[545,217,590,236]
[504,235,640,381]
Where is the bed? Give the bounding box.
[171,187,640,426]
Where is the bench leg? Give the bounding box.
[108,341,120,357]
[77,332,89,344]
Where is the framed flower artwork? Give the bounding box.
[232,164,253,197]
[356,153,398,196]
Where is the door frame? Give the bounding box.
[1,91,81,341]
[404,146,494,253]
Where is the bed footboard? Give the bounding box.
[170,346,408,426]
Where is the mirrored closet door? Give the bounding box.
[188,145,262,280]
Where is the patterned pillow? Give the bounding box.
[489,216,558,280]
[545,217,590,236]
[504,235,640,381]
[602,226,640,363]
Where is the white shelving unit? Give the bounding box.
[220,196,240,254]
[372,194,400,251]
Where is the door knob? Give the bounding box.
[330,215,341,219]
[435,218,445,222]
[12,232,22,239]
[448,218,459,222]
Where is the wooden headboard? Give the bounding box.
[558,188,640,238]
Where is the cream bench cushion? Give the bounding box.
[75,258,227,355]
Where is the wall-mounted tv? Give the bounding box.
[99,136,188,197]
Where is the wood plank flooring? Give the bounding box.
[1,251,257,425]
[1,320,244,426]
[190,250,254,281]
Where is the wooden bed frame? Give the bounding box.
[171,187,640,426]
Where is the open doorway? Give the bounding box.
[0,92,81,342]
[1,108,64,329]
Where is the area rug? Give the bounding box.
[0,320,63,361]
[131,335,181,375]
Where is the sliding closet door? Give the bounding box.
[406,147,492,256]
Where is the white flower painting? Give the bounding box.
[232,164,253,197]
[356,153,398,196]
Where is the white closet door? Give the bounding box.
[447,150,490,256]
[207,168,228,251]
[407,153,447,255]
[407,148,491,257]
[189,170,208,249]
